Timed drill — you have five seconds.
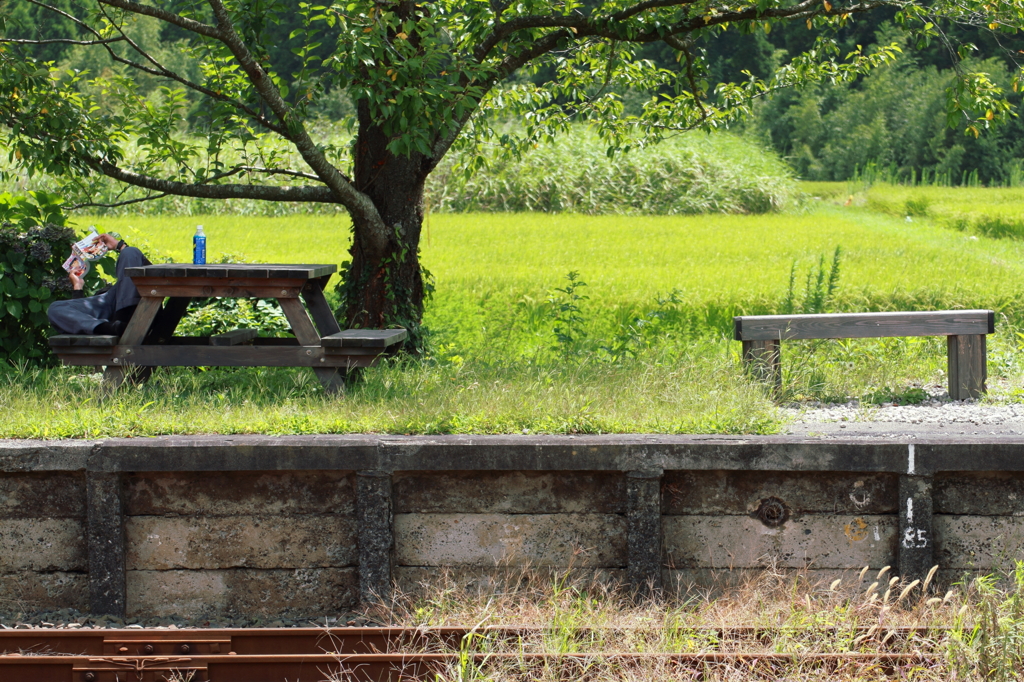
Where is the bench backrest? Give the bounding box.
[734,310,994,341]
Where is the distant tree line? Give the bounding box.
[638,12,1024,185]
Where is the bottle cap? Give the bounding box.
[196,225,205,235]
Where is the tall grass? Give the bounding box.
[0,343,780,438]
[359,560,1024,681]
[427,130,796,215]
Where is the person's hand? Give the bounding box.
[98,234,120,250]
[69,271,84,290]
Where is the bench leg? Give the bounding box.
[947,334,986,400]
[742,339,781,394]
[314,367,346,395]
[102,364,153,391]
[103,366,126,390]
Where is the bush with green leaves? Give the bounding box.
[0,191,113,366]
[175,296,291,338]
[428,129,796,215]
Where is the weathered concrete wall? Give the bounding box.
[123,471,357,618]
[662,472,899,587]
[393,471,626,589]
[934,472,1024,572]
[0,473,88,612]
[3,436,1024,618]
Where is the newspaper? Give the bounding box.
[62,229,109,277]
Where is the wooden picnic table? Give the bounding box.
[48,263,406,392]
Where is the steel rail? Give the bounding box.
[0,652,937,682]
[0,626,947,682]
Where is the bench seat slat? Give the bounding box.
[49,335,120,347]
[734,310,994,341]
[321,329,407,348]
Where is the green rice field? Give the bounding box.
[4,184,1024,438]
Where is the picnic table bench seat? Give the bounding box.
[50,328,258,353]
[321,329,408,348]
[49,335,120,348]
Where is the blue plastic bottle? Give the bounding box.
[193,225,206,265]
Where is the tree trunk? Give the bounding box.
[340,103,432,349]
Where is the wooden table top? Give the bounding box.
[125,263,337,280]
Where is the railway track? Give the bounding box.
[0,626,942,681]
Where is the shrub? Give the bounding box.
[427,128,796,215]
[0,192,113,366]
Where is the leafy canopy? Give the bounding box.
[0,0,1021,212]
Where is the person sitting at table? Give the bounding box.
[47,235,151,337]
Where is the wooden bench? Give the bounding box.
[733,310,994,400]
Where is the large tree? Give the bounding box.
[1,0,1021,342]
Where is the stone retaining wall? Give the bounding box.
[1,435,1023,618]
[0,472,88,613]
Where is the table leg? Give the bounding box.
[278,297,321,345]
[104,296,162,390]
[147,296,191,343]
[279,297,347,392]
[302,281,342,336]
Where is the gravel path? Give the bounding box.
[784,383,1024,438]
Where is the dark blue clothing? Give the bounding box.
[47,247,149,334]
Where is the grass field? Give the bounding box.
[4,191,1024,438]
[864,183,1024,240]
[93,202,1024,347]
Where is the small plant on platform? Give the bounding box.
[862,386,930,405]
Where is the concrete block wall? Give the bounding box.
[934,472,1024,578]
[0,473,88,612]
[5,436,1024,618]
[392,472,627,590]
[122,471,358,618]
[662,471,899,587]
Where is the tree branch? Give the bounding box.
[96,0,222,39]
[476,0,882,65]
[664,33,708,119]
[612,0,699,22]
[68,192,168,210]
[89,158,341,203]
[204,0,386,240]
[93,5,289,137]
[66,164,322,208]
[474,14,585,62]
[0,37,126,46]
